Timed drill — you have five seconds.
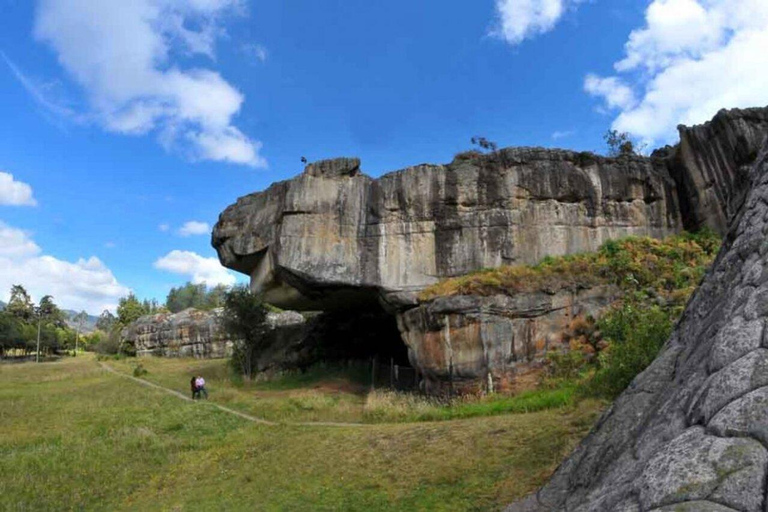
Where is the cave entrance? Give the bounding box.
[311,306,409,366]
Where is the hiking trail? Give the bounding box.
[98,362,367,428]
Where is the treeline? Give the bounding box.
[1,282,240,359]
[0,285,88,359]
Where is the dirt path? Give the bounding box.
[98,362,367,428]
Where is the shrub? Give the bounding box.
[133,363,148,377]
[586,303,673,399]
[94,331,121,355]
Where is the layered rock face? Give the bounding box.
[670,107,768,234]
[124,308,315,372]
[506,142,768,509]
[397,285,619,393]
[124,308,234,359]
[213,149,682,311]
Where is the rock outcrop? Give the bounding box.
[213,149,682,311]
[123,308,316,372]
[506,124,768,510]
[397,285,619,394]
[212,107,768,396]
[669,107,768,234]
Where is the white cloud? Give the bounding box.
[552,130,576,140]
[33,0,266,168]
[154,250,235,286]
[585,0,768,145]
[0,172,37,206]
[242,43,268,63]
[491,0,584,45]
[0,220,130,313]
[178,221,211,237]
[584,75,636,111]
[0,222,41,258]
[159,223,170,232]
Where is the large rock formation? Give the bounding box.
[123,308,317,372]
[213,149,682,311]
[506,119,768,510]
[212,107,768,396]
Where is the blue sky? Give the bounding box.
[1,0,767,313]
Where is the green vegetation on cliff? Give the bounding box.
[422,231,722,400]
[421,231,720,303]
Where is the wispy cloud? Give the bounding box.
[1,51,81,127]
[551,130,576,140]
[242,43,268,63]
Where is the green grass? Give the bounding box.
[364,386,581,423]
[0,356,604,511]
[107,357,592,426]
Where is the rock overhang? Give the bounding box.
[213,147,685,313]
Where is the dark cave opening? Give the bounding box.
[307,307,410,367]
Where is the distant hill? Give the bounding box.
[63,310,99,333]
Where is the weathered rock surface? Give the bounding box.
[669,107,768,233]
[506,131,768,510]
[123,308,316,372]
[213,149,682,311]
[397,285,618,393]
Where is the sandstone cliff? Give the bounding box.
[213,149,682,311]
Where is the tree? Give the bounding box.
[38,295,66,328]
[471,136,498,153]
[96,310,117,332]
[117,293,149,326]
[166,282,228,313]
[73,311,89,355]
[33,295,65,361]
[7,285,34,321]
[0,311,21,358]
[604,130,639,157]
[221,285,269,380]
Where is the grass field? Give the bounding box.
[1,356,604,511]
[106,356,588,424]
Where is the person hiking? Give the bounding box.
[190,376,199,399]
[195,375,208,399]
